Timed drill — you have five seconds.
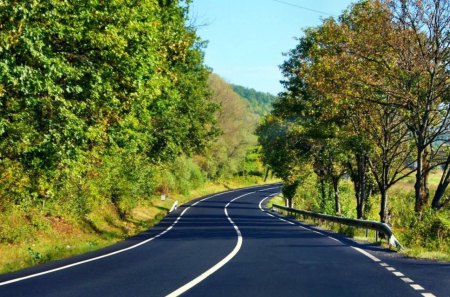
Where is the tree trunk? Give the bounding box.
[332,176,341,214]
[356,199,364,219]
[320,178,326,211]
[379,188,388,223]
[431,154,450,210]
[286,197,293,208]
[414,146,430,213]
[264,166,270,182]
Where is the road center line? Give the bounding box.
[165,191,255,297]
[0,186,273,287]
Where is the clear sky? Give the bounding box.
[189,0,354,95]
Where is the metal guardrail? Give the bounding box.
[272,204,402,250]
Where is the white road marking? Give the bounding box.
[258,193,278,211]
[351,247,381,262]
[278,218,295,225]
[327,236,342,243]
[258,186,281,192]
[411,284,425,290]
[165,192,254,297]
[255,190,437,297]
[0,185,275,287]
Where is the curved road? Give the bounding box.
[0,184,448,296]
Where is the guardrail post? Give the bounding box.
[375,231,378,242]
[365,229,368,238]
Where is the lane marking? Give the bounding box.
[257,195,439,297]
[278,218,295,225]
[351,247,381,262]
[258,186,281,192]
[258,192,278,212]
[327,236,342,243]
[0,185,276,287]
[411,284,425,291]
[165,192,255,297]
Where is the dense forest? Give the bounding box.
[232,85,277,117]
[258,0,450,258]
[0,0,268,272]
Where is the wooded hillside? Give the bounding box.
[232,85,276,117]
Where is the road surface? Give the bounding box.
[0,184,448,296]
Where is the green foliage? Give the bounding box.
[27,247,43,265]
[232,84,276,117]
[0,0,216,206]
[199,74,258,180]
[400,208,450,253]
[161,155,206,195]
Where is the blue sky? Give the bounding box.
[189,0,354,95]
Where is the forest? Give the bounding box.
[0,0,271,272]
[232,84,277,117]
[258,0,450,259]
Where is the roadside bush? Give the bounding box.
[0,208,33,243]
[164,156,206,195]
[0,160,30,210]
[401,209,450,252]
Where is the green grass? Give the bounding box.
[0,177,280,274]
[272,170,450,262]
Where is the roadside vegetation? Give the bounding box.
[259,0,450,261]
[232,85,277,117]
[0,1,277,273]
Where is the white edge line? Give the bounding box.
[257,196,438,297]
[165,192,254,297]
[0,192,221,286]
[351,246,381,262]
[0,185,275,287]
[258,193,278,211]
[258,186,281,192]
[327,236,342,243]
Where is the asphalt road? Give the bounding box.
[0,184,448,297]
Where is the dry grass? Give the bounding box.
[0,177,280,274]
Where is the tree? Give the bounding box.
[0,0,217,205]
[306,1,417,221]
[333,0,450,212]
[198,74,257,179]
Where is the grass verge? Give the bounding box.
[268,195,450,262]
[0,177,280,274]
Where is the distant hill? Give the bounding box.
[231,85,277,117]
